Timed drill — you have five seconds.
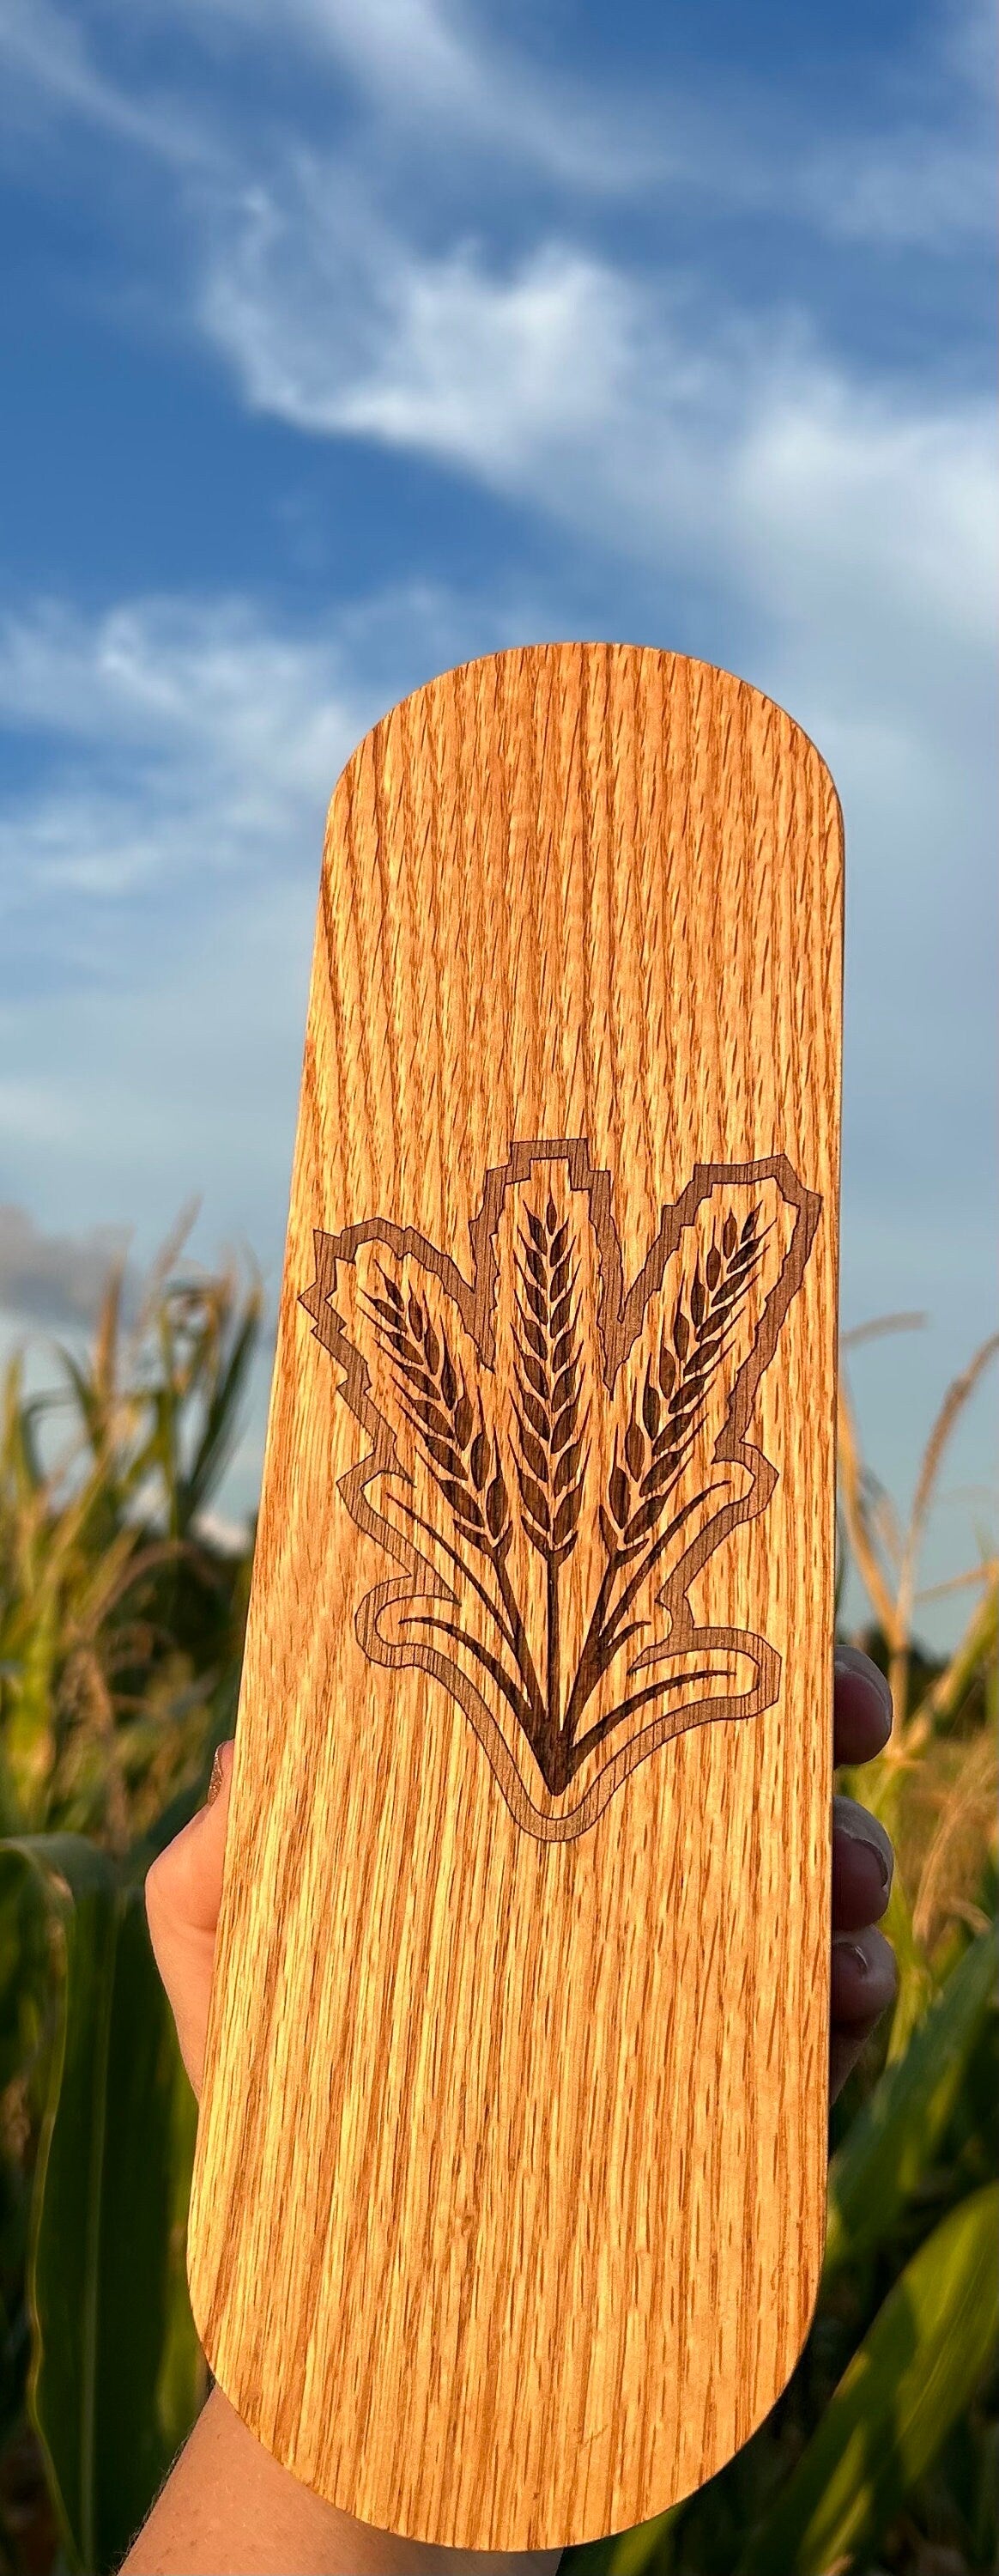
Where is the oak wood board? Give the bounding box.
[186,642,844,2551]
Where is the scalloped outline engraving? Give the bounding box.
[300,1138,821,1840]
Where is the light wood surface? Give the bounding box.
[186,644,844,2551]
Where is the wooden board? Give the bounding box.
[186,643,844,2553]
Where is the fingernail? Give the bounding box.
[833,1646,893,1724]
[869,1844,891,1894]
[839,1941,871,1978]
[206,1741,233,1807]
[837,1817,892,1892]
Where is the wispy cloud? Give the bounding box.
[0,1200,130,1327]
[201,200,639,469]
[0,0,212,170]
[200,176,996,672]
[804,131,992,246]
[0,593,384,914]
[0,580,520,1238]
[1,0,991,246]
[0,0,662,197]
[216,0,644,188]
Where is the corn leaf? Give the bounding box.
[0,1834,203,2574]
[561,2504,682,2574]
[834,1789,935,2061]
[0,1858,51,2096]
[179,1293,261,1530]
[738,2182,999,2574]
[825,1924,997,2277]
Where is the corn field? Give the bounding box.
[0,1249,995,2575]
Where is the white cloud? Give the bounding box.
[803,130,992,247]
[2,0,991,248]
[136,0,660,192]
[0,0,213,170]
[0,0,651,198]
[796,0,994,248]
[200,176,996,683]
[271,0,486,106]
[0,1201,130,1326]
[0,580,518,1231]
[0,595,372,908]
[202,192,639,470]
[731,374,994,680]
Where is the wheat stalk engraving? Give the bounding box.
[300,1142,820,1837]
[508,1194,591,1783]
[358,1267,551,1762]
[562,1206,767,1774]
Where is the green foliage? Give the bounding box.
[0,1242,257,2570]
[0,1246,259,1851]
[738,2185,999,2574]
[0,1839,203,2575]
[0,1267,995,2573]
[565,1321,998,2576]
[566,1925,998,2576]
[824,1924,997,2279]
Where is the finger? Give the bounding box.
[829,1925,898,2102]
[832,1792,893,1930]
[145,1739,235,2094]
[147,1738,234,1937]
[833,1647,893,1767]
[832,1923,897,2023]
[833,1646,893,1767]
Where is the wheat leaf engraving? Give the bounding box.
[300,1139,821,1840]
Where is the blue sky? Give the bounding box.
[0,0,995,1637]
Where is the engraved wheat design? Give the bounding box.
[366,1270,512,1552]
[604,1206,766,1554]
[561,1205,768,1773]
[301,1142,824,1832]
[357,1199,768,1796]
[509,1196,591,1777]
[359,1268,551,1758]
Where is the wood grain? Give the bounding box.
[185,644,844,2552]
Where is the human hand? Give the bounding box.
[146,1648,897,2109]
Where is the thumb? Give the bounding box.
[145,1737,235,2095]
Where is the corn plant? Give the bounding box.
[0,1236,260,1851]
[0,1238,260,2573]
